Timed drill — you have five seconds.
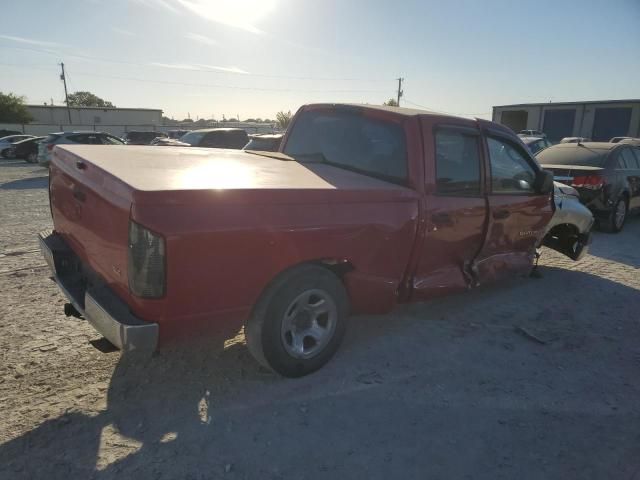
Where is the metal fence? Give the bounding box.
[0,122,280,138]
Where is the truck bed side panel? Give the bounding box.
[131,190,419,337]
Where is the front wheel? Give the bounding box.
[245,265,349,377]
[1,148,14,159]
[600,198,627,233]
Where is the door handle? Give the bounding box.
[493,209,510,220]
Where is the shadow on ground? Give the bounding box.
[1,266,639,479]
[588,217,640,268]
[0,176,49,190]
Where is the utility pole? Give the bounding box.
[59,62,72,123]
[396,77,404,107]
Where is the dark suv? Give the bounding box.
[167,128,249,149]
[124,131,167,145]
[538,142,640,232]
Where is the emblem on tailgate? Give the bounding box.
[112,265,122,277]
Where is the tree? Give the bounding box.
[181,118,194,123]
[383,98,399,107]
[276,110,292,129]
[162,116,178,125]
[66,91,114,108]
[0,92,33,123]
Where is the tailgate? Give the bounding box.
[49,146,134,299]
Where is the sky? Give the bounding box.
[1,0,639,121]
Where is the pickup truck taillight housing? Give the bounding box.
[128,221,166,298]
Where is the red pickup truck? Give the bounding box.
[41,103,564,377]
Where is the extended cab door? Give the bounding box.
[410,122,488,300]
[474,131,554,282]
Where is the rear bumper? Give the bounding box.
[38,230,158,353]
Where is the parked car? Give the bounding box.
[0,129,22,138]
[619,138,640,146]
[520,136,553,155]
[560,137,591,144]
[41,103,576,377]
[167,129,190,139]
[124,131,167,145]
[161,128,249,149]
[37,132,125,166]
[10,136,46,163]
[538,142,640,232]
[540,182,593,260]
[243,133,284,152]
[0,135,37,158]
[519,129,546,137]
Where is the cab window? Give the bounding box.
[619,149,638,169]
[435,129,481,196]
[487,137,536,194]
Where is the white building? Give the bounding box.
[492,99,640,142]
[26,105,163,127]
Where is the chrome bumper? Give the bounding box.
[38,230,158,353]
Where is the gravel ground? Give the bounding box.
[0,157,639,480]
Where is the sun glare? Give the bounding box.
[177,0,279,34]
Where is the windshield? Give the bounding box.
[283,109,408,184]
[179,131,207,145]
[537,145,609,167]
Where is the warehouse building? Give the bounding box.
[26,105,163,127]
[492,99,640,142]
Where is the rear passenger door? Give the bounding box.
[475,133,553,282]
[412,125,488,300]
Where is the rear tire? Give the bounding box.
[26,152,38,163]
[245,264,349,377]
[599,198,627,233]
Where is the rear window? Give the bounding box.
[43,134,61,144]
[201,130,249,149]
[126,132,165,142]
[179,131,207,146]
[536,145,609,167]
[283,109,408,184]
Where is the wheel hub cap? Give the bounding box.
[281,289,337,359]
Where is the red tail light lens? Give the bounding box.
[572,175,604,189]
[46,144,54,151]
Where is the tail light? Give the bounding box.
[128,221,166,298]
[47,144,54,151]
[572,174,604,189]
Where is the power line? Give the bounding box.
[0,43,393,83]
[0,62,390,94]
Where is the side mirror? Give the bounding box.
[535,169,554,194]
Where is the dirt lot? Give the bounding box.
[0,158,639,480]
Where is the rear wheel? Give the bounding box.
[26,152,38,163]
[245,265,349,377]
[600,198,627,233]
